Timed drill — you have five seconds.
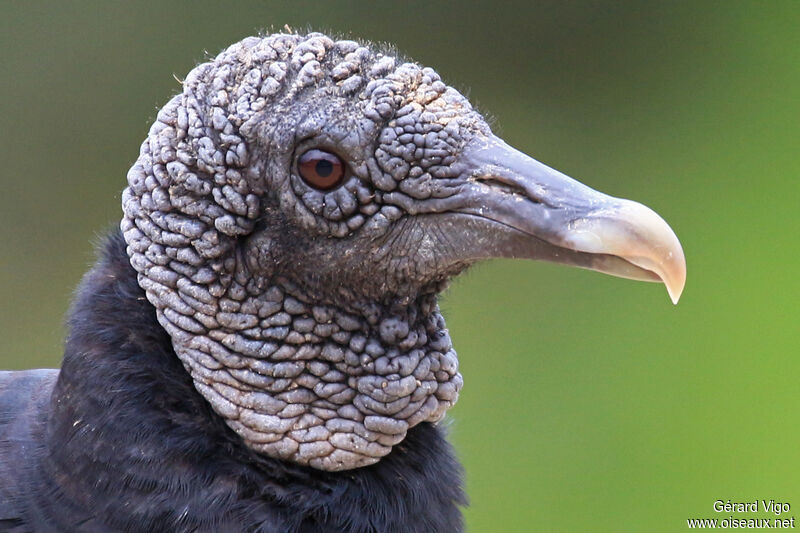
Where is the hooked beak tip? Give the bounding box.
[456,134,687,305]
[564,200,686,304]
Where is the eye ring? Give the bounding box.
[298,149,346,190]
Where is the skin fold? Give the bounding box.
[0,32,684,532]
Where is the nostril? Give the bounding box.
[473,175,540,203]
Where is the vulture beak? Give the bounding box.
[455,135,686,304]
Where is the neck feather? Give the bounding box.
[33,231,465,532]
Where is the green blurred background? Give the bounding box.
[1,2,797,531]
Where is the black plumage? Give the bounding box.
[0,31,684,532]
[1,233,464,532]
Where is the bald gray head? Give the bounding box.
[122,32,685,471]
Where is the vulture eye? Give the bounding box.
[298,149,346,190]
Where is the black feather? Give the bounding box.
[0,232,465,532]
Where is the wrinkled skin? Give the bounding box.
[121,32,685,472]
[0,31,685,531]
[122,34,489,471]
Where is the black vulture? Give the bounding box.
[0,32,685,532]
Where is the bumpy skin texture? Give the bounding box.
[122,33,488,470]
[0,233,466,532]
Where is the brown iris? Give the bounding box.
[298,149,346,190]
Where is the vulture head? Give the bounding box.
[121,33,685,472]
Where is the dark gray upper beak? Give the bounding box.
[454,134,686,303]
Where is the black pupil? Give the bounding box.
[315,159,333,178]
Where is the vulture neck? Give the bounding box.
[136,218,465,470]
[31,231,465,532]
